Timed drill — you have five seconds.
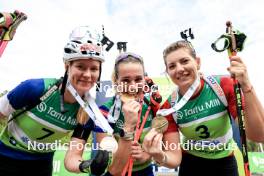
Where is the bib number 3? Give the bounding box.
[195,125,210,139]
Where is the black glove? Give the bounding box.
[144,77,162,106]
[79,150,110,176]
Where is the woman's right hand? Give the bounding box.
[122,100,140,129]
[142,128,164,158]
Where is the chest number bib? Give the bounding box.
[36,128,55,140]
[195,125,210,139]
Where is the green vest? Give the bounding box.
[169,76,236,159]
[0,78,80,153]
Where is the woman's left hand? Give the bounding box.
[131,141,150,163]
[228,56,252,91]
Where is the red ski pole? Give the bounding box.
[226,21,251,176]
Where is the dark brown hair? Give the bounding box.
[113,52,145,84]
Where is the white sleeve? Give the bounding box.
[0,94,15,116]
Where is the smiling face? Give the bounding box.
[116,62,145,96]
[165,48,200,94]
[67,58,100,96]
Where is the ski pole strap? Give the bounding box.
[0,10,27,41]
[211,30,246,53]
[0,12,14,29]
[0,12,14,39]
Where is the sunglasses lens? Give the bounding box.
[70,26,101,41]
[116,53,143,63]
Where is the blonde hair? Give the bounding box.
[163,40,196,65]
[77,107,89,125]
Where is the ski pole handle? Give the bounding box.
[226,21,237,57]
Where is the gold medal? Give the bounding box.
[151,115,169,133]
[99,136,118,153]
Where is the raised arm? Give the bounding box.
[105,100,140,175]
[228,55,264,142]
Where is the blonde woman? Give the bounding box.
[143,40,264,176]
[0,26,107,176]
